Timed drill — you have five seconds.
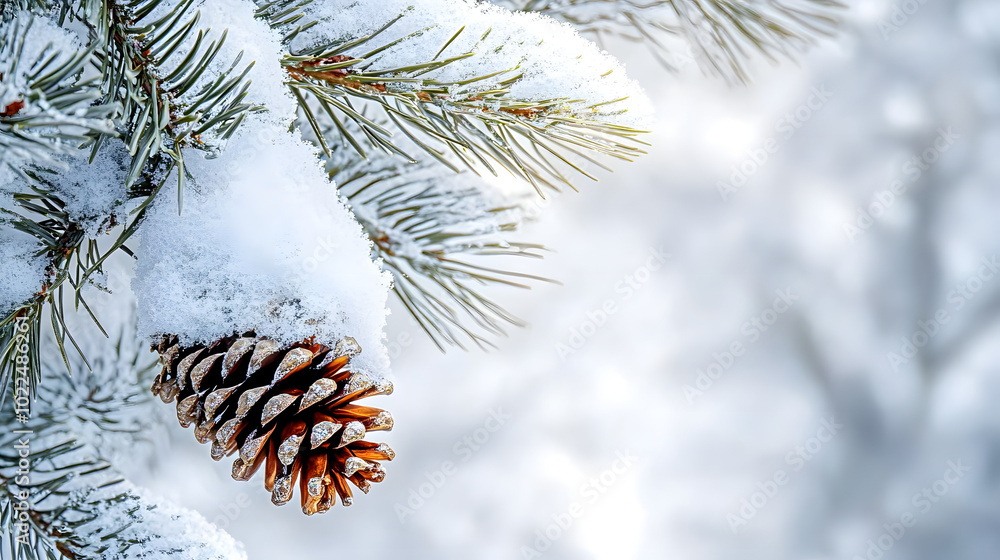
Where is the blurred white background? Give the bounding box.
[129,0,1000,558]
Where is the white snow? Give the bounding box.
[140,0,296,128]
[0,141,129,237]
[88,485,247,560]
[0,13,114,175]
[47,143,131,236]
[5,316,243,560]
[0,220,46,314]
[287,0,653,127]
[0,14,82,110]
[4,0,654,377]
[132,0,392,376]
[0,141,131,313]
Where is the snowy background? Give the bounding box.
[110,0,1000,558]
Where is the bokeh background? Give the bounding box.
[121,0,1000,557]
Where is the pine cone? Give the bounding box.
[150,333,394,515]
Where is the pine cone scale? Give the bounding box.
[222,337,256,379]
[310,419,342,449]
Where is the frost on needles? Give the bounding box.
[287,0,652,126]
[129,0,395,376]
[0,0,847,552]
[0,328,247,559]
[0,0,653,542]
[1,0,652,379]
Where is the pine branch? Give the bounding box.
[0,15,118,179]
[84,0,258,191]
[0,330,157,560]
[0,2,264,396]
[259,1,649,194]
[0,328,240,560]
[0,1,49,22]
[329,142,556,350]
[0,156,170,402]
[497,0,845,83]
[0,438,123,560]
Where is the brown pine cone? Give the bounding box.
[150,332,394,515]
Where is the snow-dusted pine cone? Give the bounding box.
[151,333,394,515]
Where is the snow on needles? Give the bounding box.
[330,145,525,262]
[0,223,46,315]
[88,485,247,560]
[0,14,115,177]
[132,0,391,375]
[2,326,242,559]
[47,144,131,236]
[14,0,653,376]
[290,0,653,127]
[0,15,80,110]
